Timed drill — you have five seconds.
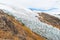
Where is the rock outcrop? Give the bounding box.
[38,12,60,29]
[0,10,46,40]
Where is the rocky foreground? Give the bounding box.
[0,10,46,40]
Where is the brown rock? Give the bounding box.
[0,10,46,40]
[38,12,60,29]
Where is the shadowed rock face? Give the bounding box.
[0,10,46,40]
[38,12,60,29]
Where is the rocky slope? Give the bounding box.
[0,10,46,40]
[38,12,60,29]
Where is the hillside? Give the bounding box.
[38,12,60,29]
[0,10,46,40]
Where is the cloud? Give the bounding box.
[0,0,60,10]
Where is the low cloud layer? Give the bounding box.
[0,0,60,14]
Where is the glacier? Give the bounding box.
[0,4,60,40]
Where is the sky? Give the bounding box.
[0,0,60,14]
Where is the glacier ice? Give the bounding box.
[0,4,60,40]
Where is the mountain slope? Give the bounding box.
[0,4,60,40]
[38,12,60,29]
[0,10,46,40]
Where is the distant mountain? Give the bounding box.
[29,8,57,12]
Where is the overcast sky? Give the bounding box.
[0,0,60,14]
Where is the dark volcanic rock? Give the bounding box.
[0,10,46,40]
